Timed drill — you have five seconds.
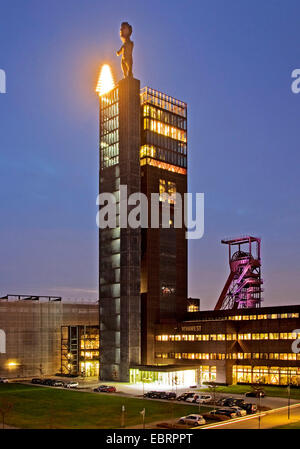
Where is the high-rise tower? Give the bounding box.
[140,87,188,364]
[98,72,188,379]
[98,74,141,381]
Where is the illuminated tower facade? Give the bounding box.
[98,62,188,379]
[140,87,188,364]
[98,74,141,381]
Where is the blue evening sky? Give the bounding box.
[0,0,300,308]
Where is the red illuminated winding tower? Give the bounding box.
[215,236,263,310]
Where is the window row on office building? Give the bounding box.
[156,331,300,342]
[155,352,300,361]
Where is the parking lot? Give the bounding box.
[14,377,286,428]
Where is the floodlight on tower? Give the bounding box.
[96,64,115,96]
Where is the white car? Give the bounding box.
[195,394,213,404]
[0,378,9,383]
[185,394,199,403]
[64,381,79,388]
[178,414,206,426]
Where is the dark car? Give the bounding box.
[143,391,157,398]
[220,397,256,414]
[160,391,176,400]
[31,378,43,385]
[42,378,55,386]
[155,391,167,399]
[245,390,265,398]
[155,391,168,399]
[94,385,108,392]
[233,399,246,407]
[215,408,238,419]
[52,380,64,387]
[242,403,258,414]
[222,398,246,407]
[220,397,236,407]
[94,385,116,393]
[143,391,164,399]
[103,385,116,393]
[149,391,164,399]
[176,392,195,401]
[203,412,228,421]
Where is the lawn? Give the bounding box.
[200,384,300,400]
[275,421,300,429]
[0,383,205,429]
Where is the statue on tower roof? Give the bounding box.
[116,22,134,78]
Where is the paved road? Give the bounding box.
[201,403,300,429]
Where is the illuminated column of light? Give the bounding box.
[96,64,115,96]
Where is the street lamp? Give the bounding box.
[288,371,291,420]
[288,384,291,419]
[141,372,146,397]
[258,391,262,429]
[121,405,125,428]
[140,408,146,429]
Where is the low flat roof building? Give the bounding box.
[131,305,300,386]
[2,296,300,387]
[0,295,99,379]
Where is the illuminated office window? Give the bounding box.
[159,179,167,202]
[167,181,176,204]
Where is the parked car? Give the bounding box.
[153,391,166,399]
[31,378,43,385]
[204,411,229,421]
[94,385,116,393]
[94,385,107,392]
[245,390,265,398]
[143,391,157,398]
[52,380,65,387]
[226,406,247,417]
[231,398,246,407]
[242,403,258,414]
[213,408,238,419]
[176,392,187,401]
[103,385,116,393]
[64,381,78,389]
[196,394,213,404]
[143,391,163,399]
[176,392,195,401]
[220,397,235,407]
[185,393,211,403]
[0,378,9,384]
[160,391,176,400]
[42,378,55,386]
[185,394,199,403]
[178,414,206,426]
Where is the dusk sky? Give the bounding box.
[1,0,300,309]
